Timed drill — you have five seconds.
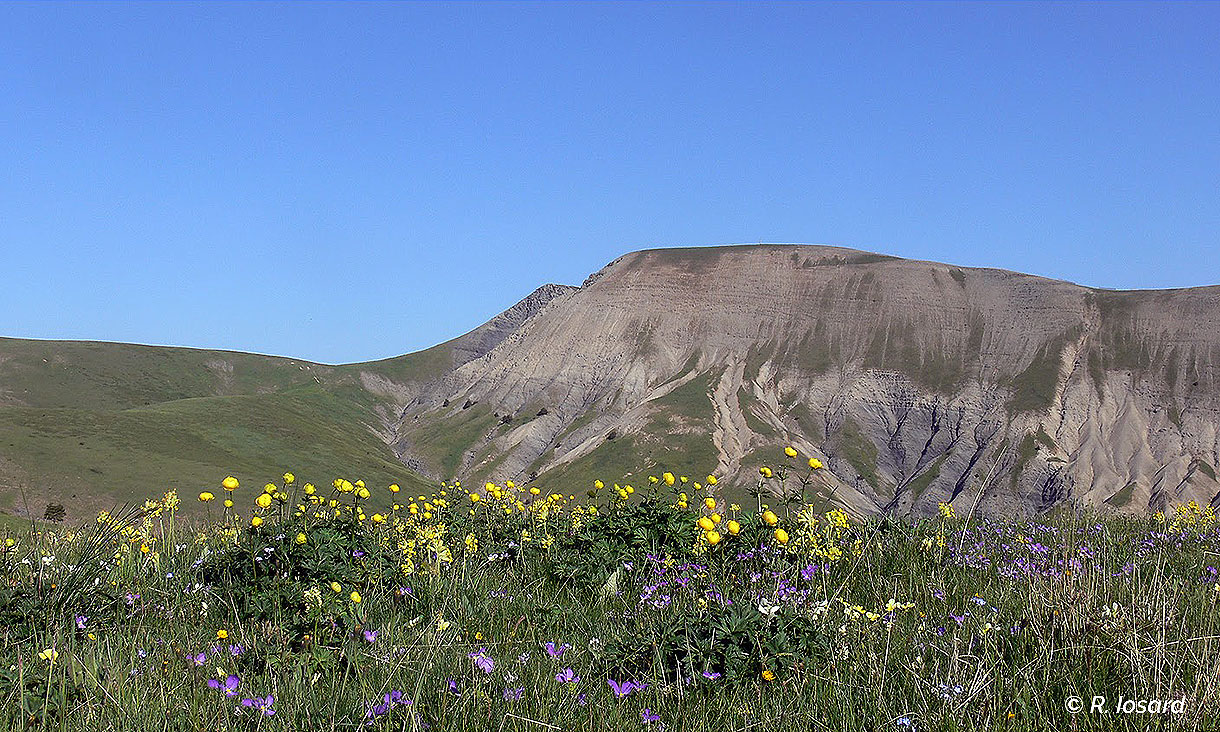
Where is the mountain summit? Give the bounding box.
[2,244,1217,521]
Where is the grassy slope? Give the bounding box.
[0,338,438,523]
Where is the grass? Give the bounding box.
[3,469,1219,731]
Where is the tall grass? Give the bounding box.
[2,464,1218,731]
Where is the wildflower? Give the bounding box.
[608,678,644,697]
[39,648,58,664]
[760,467,773,478]
[704,497,716,510]
[701,670,721,680]
[706,475,717,485]
[761,668,775,682]
[446,679,461,695]
[938,502,955,519]
[555,668,579,684]
[698,516,715,531]
[642,709,661,723]
[663,472,675,486]
[809,457,823,469]
[207,675,240,697]
[503,686,524,701]
[774,528,789,544]
[199,491,215,502]
[763,510,778,525]
[350,591,362,604]
[216,629,229,640]
[295,532,307,545]
[470,648,494,673]
[544,641,571,658]
[251,516,263,527]
[785,446,798,458]
[240,695,275,716]
[727,520,741,535]
[706,530,721,545]
[224,500,233,508]
[331,582,342,593]
[363,629,378,643]
[189,652,207,666]
[222,476,239,491]
[75,615,88,630]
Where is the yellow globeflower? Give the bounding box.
[704,497,716,510]
[763,510,778,526]
[390,484,400,493]
[808,458,823,470]
[304,483,316,495]
[697,516,715,531]
[224,499,233,508]
[199,491,215,502]
[785,446,798,458]
[706,530,721,545]
[470,493,480,503]
[263,483,276,495]
[222,476,239,491]
[759,467,773,478]
[372,513,385,524]
[727,520,741,535]
[350,591,362,604]
[663,472,675,486]
[530,487,541,496]
[217,629,228,640]
[295,532,307,545]
[331,582,342,593]
[256,493,272,509]
[251,516,263,527]
[706,475,718,485]
[356,487,370,500]
[594,480,604,490]
[774,528,789,544]
[283,472,295,485]
[710,513,722,524]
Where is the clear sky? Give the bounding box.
[2,2,1217,364]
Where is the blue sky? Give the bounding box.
[2,2,1217,364]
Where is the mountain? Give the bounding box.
[3,244,1218,524]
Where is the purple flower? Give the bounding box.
[363,629,378,643]
[544,641,571,658]
[555,668,579,684]
[189,652,206,667]
[240,695,275,716]
[229,644,246,656]
[469,648,494,673]
[608,678,636,697]
[75,615,88,630]
[642,709,661,723]
[503,686,524,701]
[701,670,721,680]
[208,675,240,697]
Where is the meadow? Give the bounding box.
[2,450,1218,731]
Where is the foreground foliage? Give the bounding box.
[2,455,1219,731]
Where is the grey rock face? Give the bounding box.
[388,245,1220,516]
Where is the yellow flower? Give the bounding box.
[706,475,718,485]
[759,467,773,478]
[774,529,789,544]
[470,493,480,503]
[224,499,233,508]
[356,487,370,500]
[251,516,263,527]
[763,510,778,526]
[663,472,675,486]
[530,487,541,496]
[372,513,385,524]
[222,476,239,491]
[808,457,823,470]
[938,502,955,519]
[295,533,307,545]
[331,582,342,593]
[704,497,716,510]
[39,648,58,664]
[762,668,775,682]
[390,483,400,493]
[256,493,272,509]
[785,446,798,458]
[263,483,276,495]
[710,513,722,524]
[727,520,741,535]
[304,483,316,495]
[283,472,295,485]
[680,476,688,483]
[350,591,361,604]
[698,516,715,531]
[217,629,228,640]
[705,530,721,545]
[199,491,215,502]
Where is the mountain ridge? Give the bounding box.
[2,243,1217,522]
